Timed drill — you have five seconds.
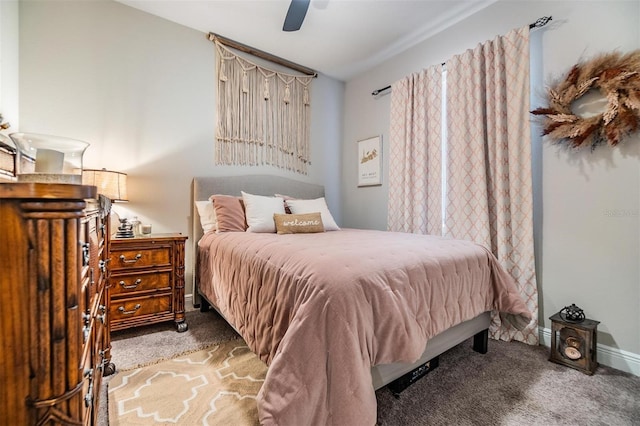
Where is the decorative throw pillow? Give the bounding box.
[241,191,285,233]
[286,197,340,231]
[209,194,246,233]
[195,200,217,233]
[274,212,324,234]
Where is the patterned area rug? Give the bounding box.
[108,339,266,425]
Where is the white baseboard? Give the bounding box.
[539,326,640,377]
[185,293,195,311]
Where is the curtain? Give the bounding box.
[215,41,313,174]
[388,66,443,234]
[445,26,538,344]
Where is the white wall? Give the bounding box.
[18,0,344,297]
[342,0,640,363]
[0,0,19,130]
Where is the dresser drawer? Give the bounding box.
[111,271,171,296]
[81,297,106,359]
[110,294,172,323]
[109,246,171,271]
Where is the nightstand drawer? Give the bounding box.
[110,295,172,322]
[109,247,171,270]
[111,271,171,295]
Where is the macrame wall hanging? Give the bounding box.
[213,39,314,174]
[531,50,640,149]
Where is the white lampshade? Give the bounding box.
[82,168,128,201]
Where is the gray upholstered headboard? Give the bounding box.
[190,175,325,306]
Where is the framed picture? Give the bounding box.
[357,135,382,187]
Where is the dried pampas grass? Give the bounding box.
[531,50,640,149]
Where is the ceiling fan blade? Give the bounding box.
[283,0,310,32]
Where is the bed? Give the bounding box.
[190,175,531,426]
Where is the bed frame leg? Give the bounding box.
[472,329,488,354]
[199,298,211,313]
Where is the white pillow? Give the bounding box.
[195,200,217,233]
[241,191,285,233]
[286,197,340,231]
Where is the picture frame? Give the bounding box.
[357,135,382,187]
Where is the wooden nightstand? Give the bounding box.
[108,233,188,332]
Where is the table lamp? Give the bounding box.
[82,168,131,237]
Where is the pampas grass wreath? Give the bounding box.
[531,50,640,149]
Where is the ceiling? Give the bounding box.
[116,0,497,81]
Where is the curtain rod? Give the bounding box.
[208,33,317,77]
[371,15,553,96]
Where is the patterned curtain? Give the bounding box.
[445,26,538,344]
[388,66,443,234]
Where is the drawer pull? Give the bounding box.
[84,383,93,407]
[120,253,142,264]
[118,304,141,315]
[82,242,90,266]
[99,259,110,273]
[119,278,142,289]
[84,368,94,406]
[97,304,107,324]
[98,350,105,372]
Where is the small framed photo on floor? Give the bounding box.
[357,135,382,187]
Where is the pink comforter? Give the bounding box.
[197,229,531,425]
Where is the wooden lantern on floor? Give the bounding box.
[549,304,600,375]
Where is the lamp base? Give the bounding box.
[115,229,134,238]
[116,218,134,238]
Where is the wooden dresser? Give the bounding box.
[109,233,188,332]
[0,183,114,426]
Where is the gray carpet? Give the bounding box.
[100,309,640,425]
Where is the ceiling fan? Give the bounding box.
[283,0,311,32]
